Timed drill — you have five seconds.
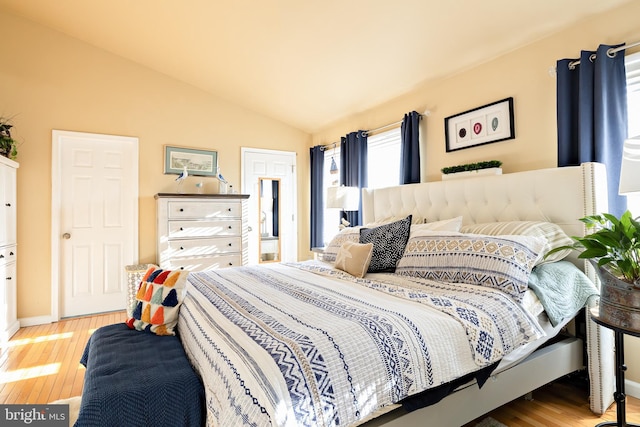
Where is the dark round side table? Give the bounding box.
[590,307,640,427]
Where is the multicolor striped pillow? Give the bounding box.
[396,234,545,302]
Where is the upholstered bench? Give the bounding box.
[75,323,205,427]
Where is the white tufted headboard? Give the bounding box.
[362,162,608,267]
[363,161,614,415]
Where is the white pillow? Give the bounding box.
[410,216,463,238]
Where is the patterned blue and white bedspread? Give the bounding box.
[178,261,544,427]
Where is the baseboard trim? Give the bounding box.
[19,315,54,327]
[626,379,640,399]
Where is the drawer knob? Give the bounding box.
[228,208,232,212]
[180,246,184,250]
[179,208,184,212]
[228,243,232,247]
[5,203,10,207]
[180,267,185,270]
[228,226,232,229]
[9,252,13,256]
[179,227,184,231]
[228,262,233,266]
[0,254,4,259]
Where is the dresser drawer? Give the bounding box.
[162,255,242,271]
[167,220,241,238]
[0,245,16,266]
[165,237,242,258]
[167,201,242,219]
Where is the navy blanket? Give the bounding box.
[76,323,204,427]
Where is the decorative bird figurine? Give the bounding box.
[217,172,228,194]
[176,166,189,182]
[176,166,188,193]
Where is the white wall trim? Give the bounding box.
[626,379,640,399]
[19,316,54,327]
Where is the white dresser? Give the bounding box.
[155,193,249,271]
[0,156,18,342]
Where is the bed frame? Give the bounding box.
[360,162,614,426]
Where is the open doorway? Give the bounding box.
[241,148,297,264]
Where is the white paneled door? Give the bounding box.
[52,131,138,318]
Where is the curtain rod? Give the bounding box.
[320,142,337,151]
[363,120,403,136]
[567,40,640,69]
[320,110,430,150]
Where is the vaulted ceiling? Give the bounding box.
[0,0,632,132]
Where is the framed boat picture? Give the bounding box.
[164,145,218,177]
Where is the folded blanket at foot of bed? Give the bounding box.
[76,323,205,427]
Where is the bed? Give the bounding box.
[172,162,614,426]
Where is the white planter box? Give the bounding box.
[441,168,502,181]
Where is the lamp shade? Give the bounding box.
[619,137,640,195]
[326,186,360,211]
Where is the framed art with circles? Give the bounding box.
[445,97,515,152]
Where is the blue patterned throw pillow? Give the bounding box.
[396,234,545,302]
[359,215,412,273]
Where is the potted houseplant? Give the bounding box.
[0,118,18,160]
[441,160,502,180]
[546,210,640,330]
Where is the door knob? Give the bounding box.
[62,233,71,239]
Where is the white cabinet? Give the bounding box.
[155,194,249,271]
[0,156,18,342]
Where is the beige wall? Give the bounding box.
[0,10,311,320]
[310,1,640,385]
[312,2,640,180]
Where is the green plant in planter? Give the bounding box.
[0,118,18,160]
[546,210,640,286]
[441,160,502,175]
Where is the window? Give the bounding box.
[322,128,402,245]
[367,128,401,189]
[625,52,640,215]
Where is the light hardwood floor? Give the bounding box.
[2,312,640,426]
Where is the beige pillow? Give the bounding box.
[334,241,374,278]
